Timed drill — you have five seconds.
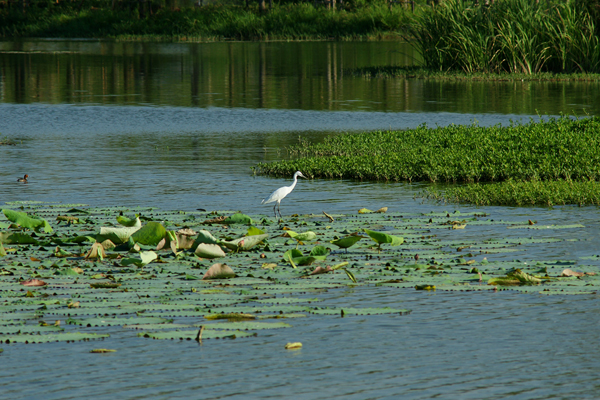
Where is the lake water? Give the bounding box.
[1,40,600,399]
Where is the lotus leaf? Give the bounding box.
[220,233,269,251]
[194,243,226,259]
[130,222,167,246]
[121,251,158,267]
[222,213,254,225]
[488,268,542,286]
[197,321,291,330]
[363,229,404,249]
[2,209,53,233]
[247,226,266,236]
[287,230,317,243]
[0,332,110,343]
[330,235,362,250]
[203,263,236,280]
[116,214,139,227]
[193,230,220,246]
[98,221,141,244]
[138,329,254,340]
[85,242,106,260]
[309,307,410,315]
[0,232,40,245]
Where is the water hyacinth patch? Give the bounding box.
[0,203,599,347]
[254,116,600,207]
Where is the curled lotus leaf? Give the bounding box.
[363,229,404,248]
[287,230,317,243]
[98,219,141,244]
[2,209,53,233]
[488,268,542,286]
[85,242,106,260]
[116,214,139,227]
[20,279,47,287]
[194,243,226,259]
[0,232,40,245]
[309,266,333,275]
[222,213,254,225]
[203,263,236,280]
[561,268,585,277]
[193,230,220,247]
[121,251,158,267]
[220,234,268,251]
[330,235,362,249]
[131,222,167,246]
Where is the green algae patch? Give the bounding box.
[0,202,596,346]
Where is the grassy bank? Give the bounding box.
[253,116,600,206]
[0,2,412,40]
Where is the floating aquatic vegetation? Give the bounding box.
[0,203,597,347]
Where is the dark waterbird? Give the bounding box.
[17,174,29,183]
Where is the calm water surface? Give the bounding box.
[1,40,600,399]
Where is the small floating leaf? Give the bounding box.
[285,342,302,349]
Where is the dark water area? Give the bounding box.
[1,40,600,399]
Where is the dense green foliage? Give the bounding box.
[254,116,600,184]
[423,180,600,206]
[409,0,600,73]
[0,1,412,40]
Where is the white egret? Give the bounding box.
[261,171,307,219]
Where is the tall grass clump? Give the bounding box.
[409,0,600,73]
[254,116,600,183]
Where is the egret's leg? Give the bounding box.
[277,203,283,219]
[273,204,277,219]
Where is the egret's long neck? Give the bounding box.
[289,175,298,190]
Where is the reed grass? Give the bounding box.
[408,0,600,73]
